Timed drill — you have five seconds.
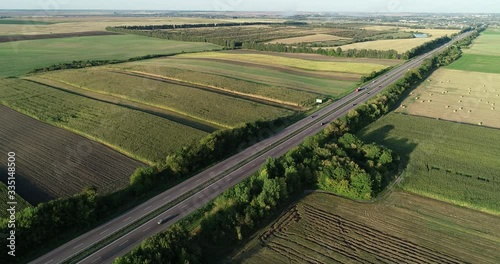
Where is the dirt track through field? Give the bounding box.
[0,105,144,204]
[0,31,120,43]
[112,70,303,111]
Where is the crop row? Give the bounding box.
[38,69,294,128]
[0,78,208,164]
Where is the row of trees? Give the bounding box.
[0,114,302,262]
[114,27,482,263]
[116,127,398,263]
[28,54,170,74]
[242,41,401,59]
[116,22,278,30]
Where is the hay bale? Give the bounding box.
[479,122,483,125]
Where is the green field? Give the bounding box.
[131,57,357,95]
[446,54,500,74]
[447,30,500,74]
[0,78,208,164]
[463,29,500,57]
[115,61,325,107]
[177,51,388,74]
[0,182,31,218]
[232,191,500,263]
[358,113,500,214]
[37,69,294,128]
[0,35,221,77]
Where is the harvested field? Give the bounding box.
[0,78,208,164]
[336,28,459,53]
[266,34,347,44]
[0,35,221,77]
[399,68,500,128]
[37,69,294,128]
[0,105,144,203]
[232,191,500,263]
[177,51,389,74]
[0,17,241,35]
[358,113,500,214]
[0,31,120,43]
[128,57,358,95]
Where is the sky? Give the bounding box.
[0,0,498,13]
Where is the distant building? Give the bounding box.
[316,99,323,104]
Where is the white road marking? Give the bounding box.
[163,195,170,200]
[91,257,101,263]
[123,217,131,222]
[181,186,186,191]
[196,178,202,183]
[44,259,53,264]
[144,205,151,211]
[182,204,188,209]
[73,243,83,249]
[143,226,151,232]
[119,240,129,247]
[99,228,109,235]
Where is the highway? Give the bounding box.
[31,31,471,264]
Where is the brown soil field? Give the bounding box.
[399,68,500,128]
[232,191,500,263]
[0,105,144,204]
[0,31,120,43]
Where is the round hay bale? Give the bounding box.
[446,105,450,108]
[479,122,483,125]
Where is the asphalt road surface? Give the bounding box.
[31,31,471,264]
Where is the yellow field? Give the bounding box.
[398,68,500,128]
[0,17,263,35]
[336,28,459,53]
[177,51,388,74]
[266,33,347,44]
